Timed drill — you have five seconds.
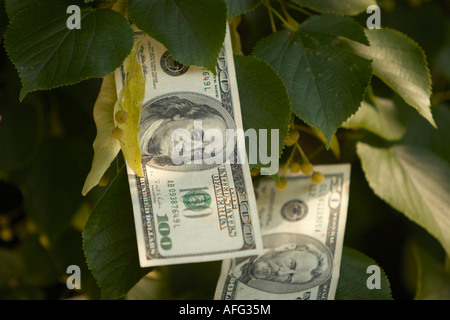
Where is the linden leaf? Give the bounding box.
[83,166,151,299]
[225,0,262,18]
[234,55,291,172]
[254,14,372,146]
[357,143,450,257]
[343,95,409,141]
[4,3,134,101]
[342,28,435,127]
[82,74,121,196]
[336,247,392,300]
[127,0,227,73]
[292,0,377,16]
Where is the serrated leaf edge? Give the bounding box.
[3,3,134,101]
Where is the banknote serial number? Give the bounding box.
[168,181,181,228]
[202,71,212,91]
[201,69,219,98]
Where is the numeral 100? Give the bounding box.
[156,215,172,250]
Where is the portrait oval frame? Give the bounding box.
[244,233,334,294]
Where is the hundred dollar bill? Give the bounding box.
[214,164,351,300]
[115,26,263,267]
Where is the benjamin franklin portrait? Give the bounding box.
[139,93,235,170]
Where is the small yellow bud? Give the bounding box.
[285,130,300,147]
[112,127,124,140]
[311,172,324,184]
[290,162,301,174]
[301,162,314,175]
[115,110,128,124]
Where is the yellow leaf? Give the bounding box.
[112,0,128,15]
[310,127,340,159]
[82,74,121,196]
[114,39,145,177]
[304,126,341,159]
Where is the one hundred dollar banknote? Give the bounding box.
[214,164,351,300]
[114,26,263,267]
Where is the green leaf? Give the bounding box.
[299,15,370,45]
[15,138,92,242]
[49,228,101,299]
[21,235,60,287]
[225,0,262,18]
[126,272,171,300]
[405,239,450,300]
[83,166,151,300]
[4,0,47,18]
[401,104,450,164]
[0,99,42,172]
[292,0,377,16]
[336,247,392,300]
[234,55,291,171]
[342,28,435,127]
[127,0,227,73]
[343,95,409,141]
[4,3,134,100]
[82,74,121,196]
[254,14,372,146]
[357,143,450,257]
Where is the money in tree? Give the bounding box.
[0,0,449,301]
